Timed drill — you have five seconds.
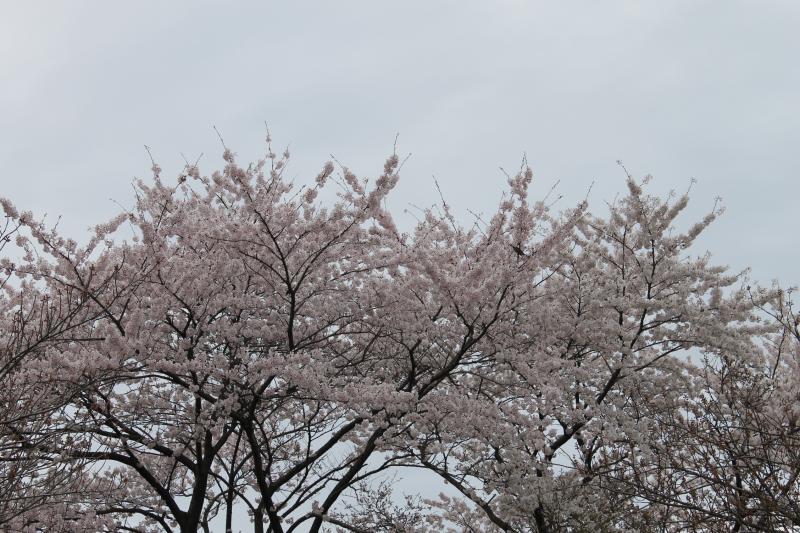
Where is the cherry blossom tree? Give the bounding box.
[0,202,114,531]
[1,141,796,532]
[600,290,800,532]
[383,175,766,532]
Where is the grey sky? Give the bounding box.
[2,2,798,285]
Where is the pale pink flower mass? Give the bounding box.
[0,143,798,532]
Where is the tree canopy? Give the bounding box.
[1,143,798,532]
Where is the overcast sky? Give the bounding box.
[1,2,798,281]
